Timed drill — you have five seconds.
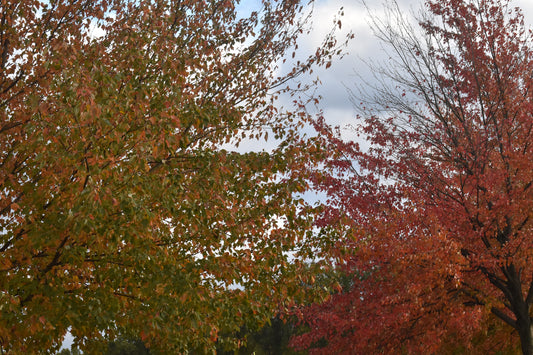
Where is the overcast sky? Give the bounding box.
[231,0,533,152]
[286,0,533,137]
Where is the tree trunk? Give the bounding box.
[490,266,533,355]
[518,320,533,355]
[508,268,533,355]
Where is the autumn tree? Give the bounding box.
[291,0,533,353]
[0,0,344,352]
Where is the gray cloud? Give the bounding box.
[225,0,533,153]
[292,0,533,130]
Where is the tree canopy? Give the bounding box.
[292,0,533,353]
[0,0,344,352]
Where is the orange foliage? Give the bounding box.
[0,0,346,352]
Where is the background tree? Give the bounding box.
[292,0,533,353]
[105,337,150,355]
[0,0,345,352]
[216,315,304,355]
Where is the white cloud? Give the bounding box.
[294,0,533,131]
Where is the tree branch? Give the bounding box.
[491,307,517,330]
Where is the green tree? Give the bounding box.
[106,337,150,355]
[56,349,81,355]
[0,0,345,352]
[218,316,303,355]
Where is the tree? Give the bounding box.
[56,348,82,355]
[0,0,344,352]
[106,337,150,355]
[217,315,304,355]
[291,0,533,353]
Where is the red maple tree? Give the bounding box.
[292,0,533,353]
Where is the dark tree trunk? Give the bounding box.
[518,323,533,355]
[490,265,533,355]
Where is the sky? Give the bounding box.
[277,0,533,142]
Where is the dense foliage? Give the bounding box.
[292,0,533,353]
[0,0,344,352]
